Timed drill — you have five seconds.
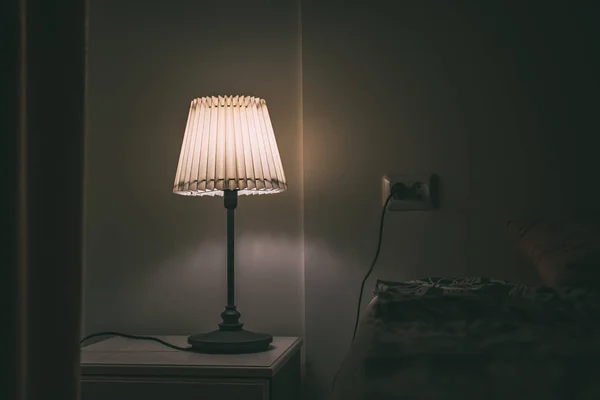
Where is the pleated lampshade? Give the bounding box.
[173,96,287,196]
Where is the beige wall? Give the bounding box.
[83,0,304,338]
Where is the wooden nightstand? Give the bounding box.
[80,335,302,400]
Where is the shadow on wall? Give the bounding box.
[302,238,372,399]
[301,1,600,397]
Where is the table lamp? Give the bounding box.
[172,95,287,354]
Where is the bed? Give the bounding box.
[330,217,600,400]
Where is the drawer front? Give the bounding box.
[81,377,269,400]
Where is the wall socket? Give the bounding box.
[381,174,440,211]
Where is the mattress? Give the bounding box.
[330,277,600,400]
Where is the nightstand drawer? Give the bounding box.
[81,377,269,400]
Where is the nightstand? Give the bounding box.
[80,335,302,400]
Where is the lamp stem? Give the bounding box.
[219,189,243,331]
[226,193,235,307]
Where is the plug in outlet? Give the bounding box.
[382,174,439,211]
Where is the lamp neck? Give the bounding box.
[224,189,238,209]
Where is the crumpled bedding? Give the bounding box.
[330,277,600,400]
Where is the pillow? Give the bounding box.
[507,217,600,287]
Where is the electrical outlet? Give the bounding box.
[382,174,440,211]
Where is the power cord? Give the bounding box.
[331,183,403,392]
[80,331,193,352]
[351,184,402,342]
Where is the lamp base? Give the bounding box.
[188,328,273,354]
